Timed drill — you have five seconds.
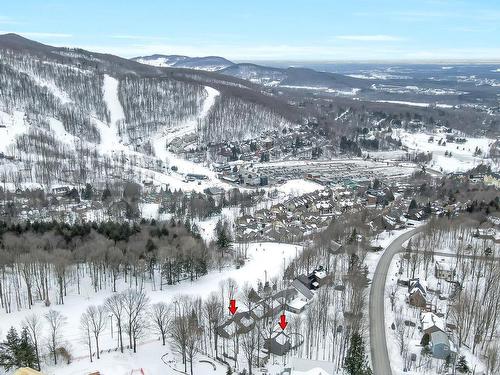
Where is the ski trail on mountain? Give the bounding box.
[98,74,127,153]
[103,75,125,126]
[153,86,219,162]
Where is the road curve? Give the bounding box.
[369,226,425,375]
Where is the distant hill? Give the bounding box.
[133,54,234,71]
[133,54,371,93]
[220,63,372,91]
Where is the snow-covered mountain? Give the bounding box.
[0,33,298,190]
[133,54,234,71]
[133,55,369,92]
[220,64,372,93]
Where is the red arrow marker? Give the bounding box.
[279,313,288,330]
[229,299,238,315]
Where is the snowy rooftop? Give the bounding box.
[288,297,308,310]
[421,312,445,333]
[289,357,335,375]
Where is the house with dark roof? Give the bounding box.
[291,279,314,301]
[295,267,328,291]
[264,329,292,356]
[408,278,427,308]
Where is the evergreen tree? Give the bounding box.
[184,217,191,233]
[409,199,418,211]
[0,327,37,371]
[344,331,372,375]
[101,185,112,202]
[0,327,20,371]
[456,355,470,373]
[82,183,93,200]
[215,220,231,253]
[17,328,38,370]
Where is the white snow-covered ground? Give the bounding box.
[394,129,498,173]
[272,179,324,196]
[0,242,301,375]
[103,74,125,127]
[0,110,28,151]
[48,343,227,375]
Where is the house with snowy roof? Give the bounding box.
[435,261,455,280]
[282,357,335,375]
[420,311,456,359]
[421,312,446,335]
[408,278,427,308]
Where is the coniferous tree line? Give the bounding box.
[0,218,236,314]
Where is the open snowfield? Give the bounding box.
[0,242,301,375]
[0,110,28,151]
[393,129,498,173]
[272,179,324,196]
[376,100,436,108]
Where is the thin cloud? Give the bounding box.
[62,41,500,62]
[0,16,18,25]
[109,34,171,41]
[336,35,403,42]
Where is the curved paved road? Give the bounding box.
[369,226,424,375]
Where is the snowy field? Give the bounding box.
[0,242,301,375]
[393,128,498,173]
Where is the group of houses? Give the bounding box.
[475,218,500,244]
[403,260,458,361]
[216,267,328,363]
[235,188,354,242]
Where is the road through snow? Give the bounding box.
[369,226,425,375]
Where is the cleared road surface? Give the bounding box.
[369,227,424,375]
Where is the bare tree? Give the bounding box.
[149,302,171,346]
[123,288,149,353]
[105,293,125,353]
[241,328,259,375]
[171,315,189,373]
[393,307,409,362]
[52,249,71,304]
[203,292,223,358]
[80,310,93,362]
[86,305,108,359]
[186,310,203,375]
[45,309,67,365]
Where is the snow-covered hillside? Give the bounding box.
[0,241,301,375]
[133,54,234,71]
[0,38,295,193]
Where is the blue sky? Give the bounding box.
[1,0,499,61]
